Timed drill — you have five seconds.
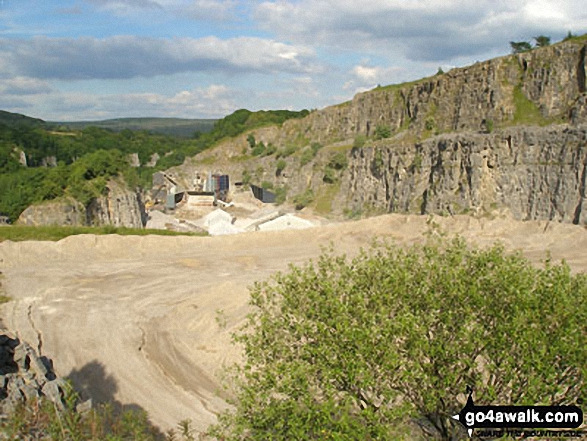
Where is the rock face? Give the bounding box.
[0,333,89,414]
[87,180,146,228]
[18,181,146,228]
[342,125,587,223]
[291,39,587,140]
[165,38,587,224]
[18,198,86,226]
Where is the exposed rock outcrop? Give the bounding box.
[0,333,89,415]
[290,39,587,141]
[87,180,146,228]
[18,198,86,227]
[343,124,587,223]
[18,181,146,228]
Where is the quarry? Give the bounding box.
[0,35,586,438]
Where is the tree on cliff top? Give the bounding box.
[212,236,587,440]
[510,41,532,53]
[534,35,551,47]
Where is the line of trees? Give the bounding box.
[510,31,581,54]
[510,35,551,53]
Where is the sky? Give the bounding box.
[0,0,585,121]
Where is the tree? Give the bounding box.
[534,35,551,47]
[510,41,532,53]
[213,237,587,440]
[374,125,392,140]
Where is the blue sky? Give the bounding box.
[0,0,585,121]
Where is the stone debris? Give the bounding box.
[0,333,90,416]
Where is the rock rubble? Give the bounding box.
[0,333,89,416]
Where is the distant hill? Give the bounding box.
[0,110,45,127]
[53,117,217,138]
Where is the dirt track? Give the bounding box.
[1,214,586,434]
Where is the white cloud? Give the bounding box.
[2,84,239,121]
[0,77,52,95]
[0,35,319,80]
[254,0,587,62]
[342,63,406,94]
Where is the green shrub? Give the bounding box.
[277,144,297,158]
[274,186,287,205]
[247,134,256,149]
[251,142,266,156]
[261,181,274,190]
[485,119,494,133]
[322,167,337,184]
[263,143,277,156]
[0,225,206,242]
[425,117,435,131]
[241,169,251,185]
[299,148,314,166]
[328,152,348,170]
[374,125,392,140]
[323,151,348,182]
[276,159,287,175]
[213,237,587,440]
[292,188,314,210]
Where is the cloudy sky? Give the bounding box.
[0,0,585,121]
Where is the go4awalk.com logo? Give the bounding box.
[452,393,584,438]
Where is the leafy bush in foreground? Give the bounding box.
[213,237,587,440]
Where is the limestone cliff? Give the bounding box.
[18,180,146,228]
[343,124,587,223]
[87,179,145,228]
[18,198,86,226]
[293,37,586,140]
[168,37,587,224]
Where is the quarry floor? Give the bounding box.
[1,213,587,435]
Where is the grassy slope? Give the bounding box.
[0,225,206,242]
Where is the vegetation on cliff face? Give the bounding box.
[213,236,587,440]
